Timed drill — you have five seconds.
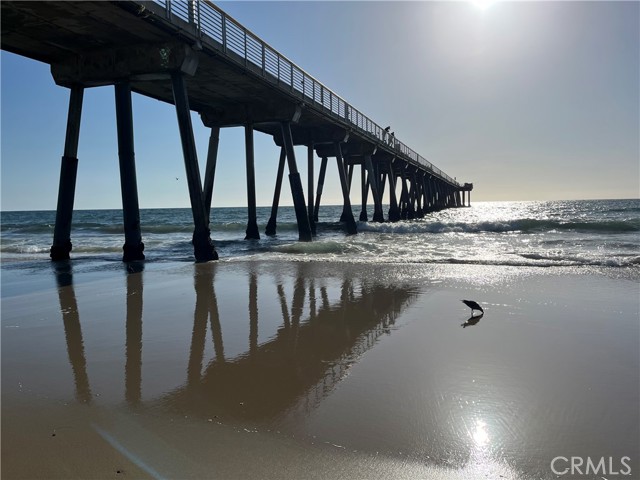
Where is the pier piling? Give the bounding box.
[387,166,401,222]
[244,124,260,240]
[51,86,84,261]
[115,82,145,262]
[281,122,312,242]
[313,156,328,223]
[171,72,218,262]
[335,143,357,235]
[365,154,384,223]
[203,126,220,219]
[307,145,316,235]
[359,164,369,222]
[265,147,286,236]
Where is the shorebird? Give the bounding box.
[462,300,484,316]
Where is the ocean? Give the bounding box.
[2,199,639,270]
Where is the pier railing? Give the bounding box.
[146,0,459,187]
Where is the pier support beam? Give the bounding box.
[399,169,410,220]
[359,164,369,222]
[335,143,357,235]
[365,155,384,223]
[378,163,387,205]
[415,174,424,218]
[424,176,433,212]
[114,82,145,262]
[265,147,286,236]
[339,157,354,222]
[281,122,312,242]
[244,124,260,240]
[307,144,316,235]
[171,72,218,262]
[51,86,84,261]
[387,166,401,222]
[313,156,328,223]
[407,171,417,220]
[203,126,220,219]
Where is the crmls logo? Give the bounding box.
[550,456,632,476]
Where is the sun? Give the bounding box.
[470,0,498,10]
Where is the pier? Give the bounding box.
[1,0,473,262]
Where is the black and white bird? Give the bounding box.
[462,299,484,316]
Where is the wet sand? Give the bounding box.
[1,260,638,479]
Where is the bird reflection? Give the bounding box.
[461,313,484,328]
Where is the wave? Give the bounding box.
[359,218,640,234]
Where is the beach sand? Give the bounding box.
[1,259,638,479]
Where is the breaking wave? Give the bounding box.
[359,218,639,234]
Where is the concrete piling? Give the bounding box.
[281,122,313,242]
[265,147,286,236]
[203,126,220,219]
[335,143,357,235]
[307,145,316,235]
[313,156,328,223]
[364,154,384,223]
[359,164,369,222]
[244,124,260,240]
[114,82,145,262]
[171,72,218,262]
[387,166,401,222]
[51,86,84,261]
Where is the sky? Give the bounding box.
[1,1,638,211]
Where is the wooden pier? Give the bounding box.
[1,0,473,262]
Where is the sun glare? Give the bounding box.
[472,420,490,447]
[471,0,497,10]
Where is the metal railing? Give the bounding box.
[146,0,459,187]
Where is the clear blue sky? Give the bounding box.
[1,1,638,211]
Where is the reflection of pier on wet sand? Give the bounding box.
[54,261,418,422]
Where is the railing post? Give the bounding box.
[188,0,194,24]
[166,0,171,19]
[196,0,201,37]
[222,14,227,53]
[261,43,265,76]
[243,28,247,67]
[290,63,294,92]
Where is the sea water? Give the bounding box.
[2,199,639,269]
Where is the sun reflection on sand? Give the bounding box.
[472,419,490,447]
